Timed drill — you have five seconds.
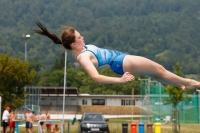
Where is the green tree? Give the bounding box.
[38,69,65,86]
[29,62,42,85]
[0,54,36,110]
[164,62,192,133]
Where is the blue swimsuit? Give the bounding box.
[76,44,128,75]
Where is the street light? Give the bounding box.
[62,50,67,133]
[22,34,31,61]
[22,34,30,115]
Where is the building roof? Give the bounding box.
[36,87,79,96]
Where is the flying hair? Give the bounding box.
[33,21,62,45]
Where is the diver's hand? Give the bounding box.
[120,72,135,83]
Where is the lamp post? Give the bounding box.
[22,34,30,115]
[62,50,67,133]
[22,34,30,61]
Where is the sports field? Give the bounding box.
[4,118,200,133]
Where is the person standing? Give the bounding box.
[2,106,10,133]
[9,110,17,133]
[45,111,52,133]
[36,112,46,133]
[25,109,34,133]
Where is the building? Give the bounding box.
[17,86,200,123]
[38,87,142,106]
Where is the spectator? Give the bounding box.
[45,111,52,133]
[36,112,46,133]
[2,106,10,133]
[9,110,17,133]
[51,124,60,133]
[25,109,34,133]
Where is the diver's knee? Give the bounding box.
[157,65,167,75]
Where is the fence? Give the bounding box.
[140,79,199,123]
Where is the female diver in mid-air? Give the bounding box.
[33,21,200,91]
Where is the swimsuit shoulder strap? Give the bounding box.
[75,45,95,59]
[75,49,86,59]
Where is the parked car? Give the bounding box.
[78,112,110,133]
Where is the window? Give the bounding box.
[60,99,67,100]
[71,99,76,100]
[83,113,103,121]
[92,99,105,105]
[82,99,87,105]
[121,99,132,106]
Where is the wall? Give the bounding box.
[77,106,143,115]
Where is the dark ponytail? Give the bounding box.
[33,21,75,50]
[33,21,62,45]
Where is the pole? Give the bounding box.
[197,90,200,123]
[22,34,30,113]
[159,83,161,121]
[23,34,30,61]
[24,39,27,113]
[25,41,27,61]
[62,50,67,133]
[24,38,27,114]
[0,97,1,130]
[132,88,134,122]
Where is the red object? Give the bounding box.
[130,123,137,133]
[46,124,52,127]
[9,121,16,128]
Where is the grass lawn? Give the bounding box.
[2,118,200,133]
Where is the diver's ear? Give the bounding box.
[70,42,76,48]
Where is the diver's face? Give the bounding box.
[74,30,85,47]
